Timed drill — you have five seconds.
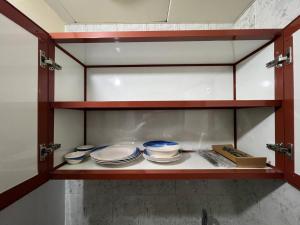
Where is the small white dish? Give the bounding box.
[143,150,183,163]
[64,151,86,164]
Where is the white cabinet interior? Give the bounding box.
[53,41,277,170]
[53,47,85,167]
[60,40,269,65]
[87,66,233,101]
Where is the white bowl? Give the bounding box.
[146,144,180,152]
[64,151,86,164]
[146,148,179,158]
[143,140,180,151]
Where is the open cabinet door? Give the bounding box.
[284,16,300,189]
[0,1,51,209]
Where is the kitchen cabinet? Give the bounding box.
[0,0,299,210]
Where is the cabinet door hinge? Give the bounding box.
[266,47,292,68]
[266,143,293,158]
[39,143,61,161]
[39,50,62,71]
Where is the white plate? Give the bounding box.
[76,145,95,151]
[94,152,139,163]
[90,144,137,161]
[143,151,183,163]
[93,150,140,163]
[93,153,141,165]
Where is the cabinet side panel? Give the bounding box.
[54,109,84,167]
[237,108,275,165]
[53,46,85,167]
[54,47,84,101]
[293,29,300,175]
[86,109,234,150]
[87,66,233,101]
[0,14,38,193]
[236,44,275,100]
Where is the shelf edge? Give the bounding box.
[51,100,282,110]
[50,168,284,180]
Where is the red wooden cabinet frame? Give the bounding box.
[1,0,300,211]
[51,100,282,110]
[0,0,52,210]
[283,16,300,189]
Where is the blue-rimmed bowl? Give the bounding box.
[75,145,96,155]
[143,140,180,158]
[64,151,86,164]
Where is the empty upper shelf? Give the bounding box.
[51,29,281,66]
[52,100,282,110]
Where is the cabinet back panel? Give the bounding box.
[0,14,38,193]
[87,66,233,101]
[86,109,234,150]
[60,40,268,65]
[54,47,84,101]
[293,29,300,175]
[236,44,275,100]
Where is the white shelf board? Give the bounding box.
[58,152,271,170]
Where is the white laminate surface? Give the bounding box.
[293,29,300,175]
[60,40,268,65]
[236,43,275,100]
[0,14,38,193]
[87,66,233,101]
[54,109,84,166]
[54,47,84,101]
[86,109,234,150]
[58,152,271,170]
[237,108,275,165]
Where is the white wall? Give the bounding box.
[235,0,300,28]
[0,181,65,225]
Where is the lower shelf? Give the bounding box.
[51,152,283,180]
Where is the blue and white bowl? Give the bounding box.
[75,145,96,156]
[64,151,86,164]
[143,140,180,158]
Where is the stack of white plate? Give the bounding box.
[143,140,183,163]
[90,144,141,165]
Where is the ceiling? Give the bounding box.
[45,0,255,24]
